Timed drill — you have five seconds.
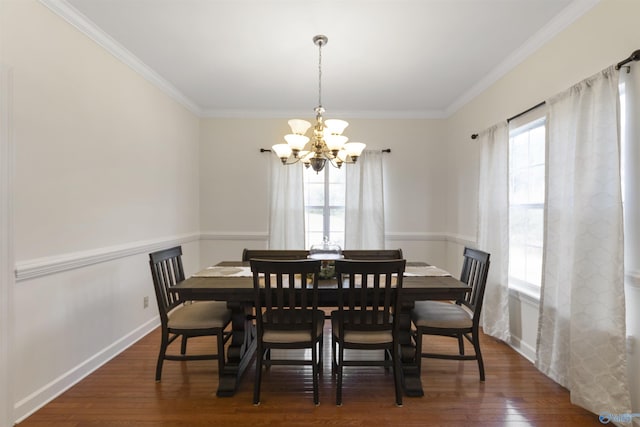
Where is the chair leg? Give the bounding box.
[156,332,169,382]
[384,347,390,371]
[180,335,188,355]
[253,344,263,405]
[414,329,423,377]
[318,335,324,373]
[458,333,465,355]
[472,332,485,382]
[393,341,403,407]
[312,342,320,405]
[336,342,344,406]
[331,334,337,375]
[216,330,226,374]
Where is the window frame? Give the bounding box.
[507,114,547,298]
[303,165,346,249]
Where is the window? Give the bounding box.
[508,117,546,295]
[303,166,345,249]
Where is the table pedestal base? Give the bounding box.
[216,302,256,397]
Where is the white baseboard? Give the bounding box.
[508,335,537,363]
[13,317,159,424]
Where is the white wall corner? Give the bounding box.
[0,62,16,427]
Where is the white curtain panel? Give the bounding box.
[268,155,305,249]
[537,66,631,416]
[345,150,385,249]
[621,63,640,420]
[477,122,511,342]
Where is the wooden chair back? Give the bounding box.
[334,259,406,333]
[242,249,309,262]
[149,246,185,324]
[342,249,403,260]
[250,259,322,335]
[243,248,403,262]
[458,247,491,322]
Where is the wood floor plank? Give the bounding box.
[16,324,603,426]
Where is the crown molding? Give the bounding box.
[200,108,448,120]
[38,0,203,117]
[445,0,601,116]
[39,0,600,121]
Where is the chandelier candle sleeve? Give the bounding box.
[271,35,365,173]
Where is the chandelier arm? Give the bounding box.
[282,156,302,166]
[328,157,342,169]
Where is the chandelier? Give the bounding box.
[271,35,365,173]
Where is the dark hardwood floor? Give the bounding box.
[17,323,602,426]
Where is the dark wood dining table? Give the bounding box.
[173,261,469,398]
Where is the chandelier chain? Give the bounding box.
[318,41,322,109]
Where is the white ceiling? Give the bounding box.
[47,0,599,118]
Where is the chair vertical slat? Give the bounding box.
[383,274,393,324]
[149,246,231,382]
[249,258,323,405]
[332,259,406,406]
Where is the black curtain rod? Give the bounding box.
[471,48,640,140]
[616,49,640,70]
[260,148,391,153]
[471,101,546,140]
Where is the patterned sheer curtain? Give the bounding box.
[345,150,385,249]
[537,66,631,416]
[476,122,511,342]
[621,61,640,421]
[268,155,305,249]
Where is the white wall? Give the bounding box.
[198,117,457,268]
[445,0,640,413]
[1,0,201,422]
[3,0,640,425]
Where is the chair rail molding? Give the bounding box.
[200,231,269,241]
[385,232,476,247]
[16,231,479,282]
[15,232,200,282]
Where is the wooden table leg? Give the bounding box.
[397,303,424,397]
[217,301,256,397]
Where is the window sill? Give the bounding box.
[508,284,540,306]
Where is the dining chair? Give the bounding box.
[410,247,490,381]
[250,258,324,405]
[342,249,403,260]
[332,259,406,406]
[149,246,232,381]
[242,249,309,262]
